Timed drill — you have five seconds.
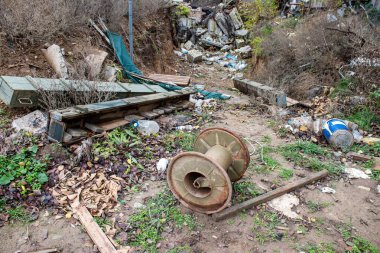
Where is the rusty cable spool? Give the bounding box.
[167,127,250,214]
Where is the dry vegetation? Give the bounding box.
[0,0,167,41]
[250,13,380,99]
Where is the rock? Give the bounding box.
[221,45,232,52]
[41,44,68,79]
[103,65,119,82]
[268,194,300,219]
[156,158,169,173]
[235,39,245,48]
[235,29,249,38]
[357,186,371,192]
[183,41,194,50]
[344,167,370,179]
[376,185,380,194]
[133,202,146,209]
[349,96,368,106]
[12,110,48,134]
[236,45,252,59]
[39,143,70,162]
[187,50,203,63]
[85,49,108,79]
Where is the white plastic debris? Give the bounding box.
[376,185,380,194]
[133,202,146,209]
[357,186,371,192]
[156,158,169,173]
[268,194,300,219]
[344,167,370,179]
[12,110,48,134]
[321,187,336,194]
[134,120,160,135]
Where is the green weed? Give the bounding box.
[261,24,273,36]
[302,243,337,253]
[279,169,294,180]
[306,201,330,213]
[175,5,190,17]
[345,107,380,131]
[282,17,299,29]
[167,245,191,253]
[127,189,196,252]
[331,79,352,97]
[338,223,380,253]
[0,146,49,194]
[94,217,111,230]
[164,131,196,152]
[233,181,261,203]
[252,210,281,244]
[240,0,277,29]
[6,206,33,223]
[251,36,264,56]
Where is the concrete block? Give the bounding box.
[187,50,203,63]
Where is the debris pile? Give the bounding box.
[172,1,251,72]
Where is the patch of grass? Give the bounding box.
[281,141,327,156]
[6,206,33,223]
[282,17,299,29]
[94,217,111,230]
[279,168,294,180]
[349,142,380,157]
[252,210,281,244]
[164,131,196,152]
[127,189,196,252]
[303,243,337,253]
[331,79,352,97]
[167,245,191,253]
[0,108,10,127]
[0,145,49,194]
[255,154,282,174]
[338,223,380,253]
[251,36,264,56]
[233,181,261,203]
[261,24,273,36]
[345,107,380,131]
[306,201,330,213]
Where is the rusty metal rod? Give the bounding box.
[212,170,329,221]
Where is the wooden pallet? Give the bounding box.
[48,89,196,143]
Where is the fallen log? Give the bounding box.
[212,170,329,221]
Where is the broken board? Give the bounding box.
[147,74,191,87]
[0,76,167,108]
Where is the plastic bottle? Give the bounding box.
[176,125,194,131]
[133,120,160,135]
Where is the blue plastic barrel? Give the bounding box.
[322,119,354,148]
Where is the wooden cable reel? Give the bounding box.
[167,128,250,214]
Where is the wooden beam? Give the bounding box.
[72,204,118,253]
[212,170,329,221]
[28,249,58,253]
[147,74,191,87]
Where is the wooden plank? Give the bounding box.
[148,74,191,87]
[50,89,195,121]
[97,119,130,131]
[27,249,58,253]
[287,97,299,107]
[72,204,117,253]
[212,170,329,221]
[85,123,105,133]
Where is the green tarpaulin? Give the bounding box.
[106,31,230,100]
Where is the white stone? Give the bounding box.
[156,158,169,173]
[344,167,370,179]
[12,110,48,134]
[357,186,371,192]
[133,202,146,209]
[183,41,194,50]
[269,194,300,219]
[187,50,203,63]
[376,185,380,194]
[321,187,336,194]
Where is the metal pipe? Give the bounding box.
[129,0,134,61]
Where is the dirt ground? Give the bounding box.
[1,56,379,253]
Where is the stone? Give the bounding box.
[235,29,249,38]
[187,50,203,63]
[235,39,245,49]
[344,167,370,179]
[12,110,48,134]
[236,45,252,59]
[229,8,244,30]
[357,186,371,192]
[321,187,336,194]
[133,202,146,209]
[156,158,169,173]
[376,185,380,194]
[85,49,108,79]
[183,41,194,50]
[268,194,300,219]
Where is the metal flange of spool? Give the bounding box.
[167,128,250,214]
[193,128,250,182]
[167,152,232,214]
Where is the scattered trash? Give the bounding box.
[12,110,48,134]
[322,118,354,148]
[362,137,380,145]
[268,194,300,219]
[133,120,160,135]
[41,44,69,79]
[176,125,194,131]
[344,167,371,179]
[187,50,203,63]
[321,187,336,194]
[156,158,169,173]
[133,202,146,209]
[377,185,380,194]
